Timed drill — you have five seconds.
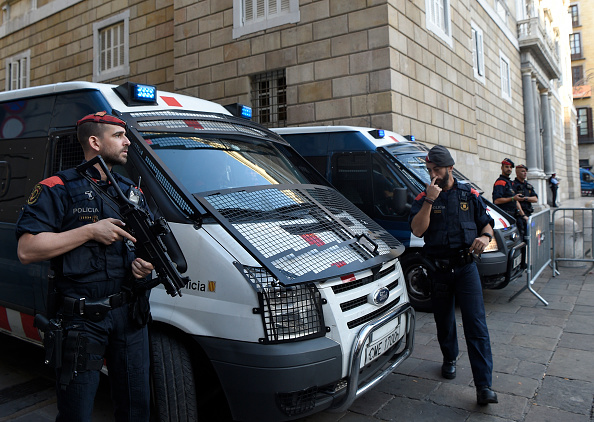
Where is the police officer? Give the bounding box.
[16,112,154,421]
[512,164,537,237]
[409,145,498,405]
[493,158,525,223]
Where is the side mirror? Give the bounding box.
[392,187,410,215]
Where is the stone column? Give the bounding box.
[522,72,538,171]
[532,77,543,171]
[541,91,554,175]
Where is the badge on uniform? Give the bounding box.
[460,201,469,211]
[27,184,42,205]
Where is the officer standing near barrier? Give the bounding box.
[493,158,525,222]
[512,164,537,238]
[16,112,154,421]
[409,145,498,405]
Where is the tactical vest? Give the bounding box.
[423,183,478,252]
[52,168,135,284]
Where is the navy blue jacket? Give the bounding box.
[409,180,494,255]
[16,164,145,285]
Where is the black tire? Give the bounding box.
[150,331,198,422]
[399,252,433,313]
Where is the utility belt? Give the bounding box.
[61,290,132,323]
[428,249,474,271]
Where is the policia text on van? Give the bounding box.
[272,126,526,312]
[0,82,414,421]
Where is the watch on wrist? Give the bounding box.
[481,232,493,242]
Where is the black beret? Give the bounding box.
[502,158,515,168]
[516,164,528,170]
[426,145,455,167]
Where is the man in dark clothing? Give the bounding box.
[16,112,154,422]
[493,158,525,221]
[409,145,498,405]
[512,164,537,237]
[549,173,559,206]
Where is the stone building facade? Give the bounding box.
[571,0,594,176]
[0,0,580,203]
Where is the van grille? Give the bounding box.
[331,264,395,294]
[347,297,401,329]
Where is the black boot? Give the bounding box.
[441,360,456,379]
[476,386,498,405]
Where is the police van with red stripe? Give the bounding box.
[0,82,414,421]
[272,126,526,312]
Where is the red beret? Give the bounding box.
[77,111,126,128]
[502,158,515,168]
[516,164,528,170]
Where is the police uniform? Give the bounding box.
[15,114,151,422]
[492,174,517,215]
[512,178,537,217]
[409,145,497,404]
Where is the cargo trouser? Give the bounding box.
[430,261,493,388]
[55,303,150,422]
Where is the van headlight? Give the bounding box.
[239,265,326,344]
[483,237,499,252]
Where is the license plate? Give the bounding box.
[513,254,522,268]
[364,322,401,365]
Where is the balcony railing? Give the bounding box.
[517,16,561,80]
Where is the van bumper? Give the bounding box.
[478,229,526,289]
[196,335,344,422]
[195,302,415,422]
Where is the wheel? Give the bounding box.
[399,252,433,313]
[150,331,198,421]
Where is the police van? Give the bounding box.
[0,83,414,421]
[272,126,526,312]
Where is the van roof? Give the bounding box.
[0,81,230,115]
[272,125,409,148]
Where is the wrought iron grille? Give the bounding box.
[251,69,287,128]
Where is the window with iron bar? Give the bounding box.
[251,70,287,128]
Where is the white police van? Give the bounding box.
[272,126,526,312]
[0,83,414,421]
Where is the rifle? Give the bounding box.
[77,156,188,297]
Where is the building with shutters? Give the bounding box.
[0,0,580,204]
[570,0,594,171]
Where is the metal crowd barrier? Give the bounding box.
[509,208,550,305]
[551,207,594,275]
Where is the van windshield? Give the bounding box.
[143,133,314,194]
[384,145,484,194]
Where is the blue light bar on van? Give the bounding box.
[224,103,252,119]
[114,82,158,106]
[132,84,157,102]
[369,129,385,139]
[404,135,415,142]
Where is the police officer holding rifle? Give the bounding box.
[16,112,154,421]
[409,145,498,405]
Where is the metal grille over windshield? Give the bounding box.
[198,184,403,285]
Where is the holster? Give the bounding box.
[34,314,63,369]
[58,327,105,391]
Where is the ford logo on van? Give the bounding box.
[370,287,390,306]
